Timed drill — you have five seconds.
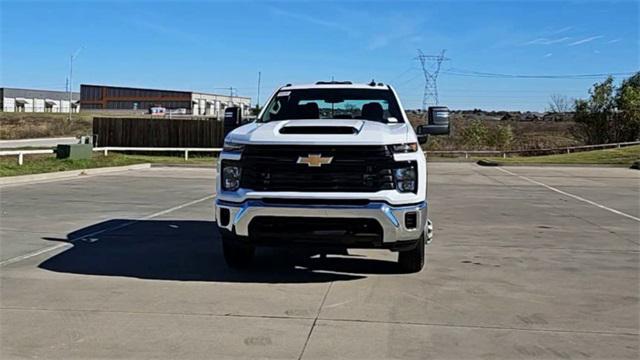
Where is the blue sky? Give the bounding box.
[1,0,638,111]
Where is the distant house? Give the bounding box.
[542,112,573,122]
[500,113,514,121]
[521,112,542,121]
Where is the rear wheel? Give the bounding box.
[221,232,255,269]
[397,234,425,273]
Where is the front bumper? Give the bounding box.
[215,199,427,244]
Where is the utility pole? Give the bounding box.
[415,49,449,110]
[68,55,73,121]
[68,47,83,121]
[229,86,234,106]
[256,71,261,109]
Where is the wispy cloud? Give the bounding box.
[524,37,571,45]
[269,7,424,51]
[269,7,355,36]
[607,38,622,44]
[544,53,553,58]
[568,35,604,46]
[550,26,573,35]
[129,19,201,44]
[368,26,418,50]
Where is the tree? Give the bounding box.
[460,120,488,149]
[614,73,640,141]
[573,77,614,144]
[573,73,640,144]
[547,94,573,113]
[489,124,514,150]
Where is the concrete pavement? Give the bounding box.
[0,164,638,359]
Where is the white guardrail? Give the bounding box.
[94,147,222,160]
[1,141,638,166]
[0,147,222,165]
[425,141,640,159]
[0,149,56,165]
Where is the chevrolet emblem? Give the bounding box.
[297,154,333,167]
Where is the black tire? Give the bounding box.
[221,232,255,269]
[397,234,425,273]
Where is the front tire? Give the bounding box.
[397,234,425,273]
[221,232,255,269]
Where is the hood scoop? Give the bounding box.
[279,126,359,135]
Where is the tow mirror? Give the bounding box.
[416,106,450,143]
[223,106,243,136]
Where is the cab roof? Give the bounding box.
[279,81,391,91]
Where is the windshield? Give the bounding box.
[259,88,403,123]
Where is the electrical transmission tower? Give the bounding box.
[415,49,449,110]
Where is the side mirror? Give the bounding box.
[416,106,450,144]
[223,106,243,136]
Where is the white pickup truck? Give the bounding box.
[214,81,450,272]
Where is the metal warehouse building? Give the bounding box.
[80,84,251,117]
[1,88,80,113]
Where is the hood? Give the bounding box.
[226,119,415,145]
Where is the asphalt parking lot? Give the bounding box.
[1,163,638,359]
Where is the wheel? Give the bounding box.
[221,231,255,269]
[397,234,425,273]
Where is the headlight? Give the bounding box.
[394,167,416,193]
[222,165,241,191]
[223,140,245,153]
[390,143,418,153]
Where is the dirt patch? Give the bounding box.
[408,112,580,151]
[0,112,93,139]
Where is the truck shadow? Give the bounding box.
[38,219,401,283]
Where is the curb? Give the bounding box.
[0,163,152,186]
[425,158,476,163]
[150,163,216,168]
[476,160,632,168]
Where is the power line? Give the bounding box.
[390,65,418,82]
[415,49,450,109]
[393,72,422,88]
[443,68,636,79]
[402,89,588,95]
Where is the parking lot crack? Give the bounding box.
[297,282,333,360]
[317,317,639,337]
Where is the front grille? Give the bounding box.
[238,145,411,192]
[261,198,370,206]
[248,216,383,244]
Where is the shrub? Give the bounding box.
[489,124,514,150]
[460,120,488,149]
[573,73,640,144]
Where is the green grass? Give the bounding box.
[0,153,217,177]
[479,145,640,165]
[123,154,216,165]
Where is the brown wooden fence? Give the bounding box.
[93,117,224,148]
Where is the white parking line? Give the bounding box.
[496,167,640,222]
[0,194,216,267]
